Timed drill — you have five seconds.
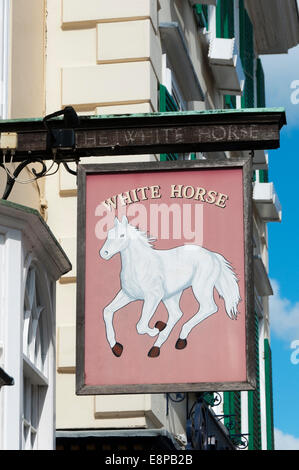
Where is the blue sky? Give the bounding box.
[261,44,299,449]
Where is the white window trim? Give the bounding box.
[21,255,55,450]
[0,226,23,450]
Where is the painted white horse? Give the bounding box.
[100,216,241,358]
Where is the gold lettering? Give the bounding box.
[215,193,229,208]
[194,187,206,202]
[205,190,218,204]
[102,195,118,210]
[118,191,133,206]
[182,185,195,199]
[170,184,183,198]
[150,185,161,199]
[137,186,149,200]
[130,188,139,203]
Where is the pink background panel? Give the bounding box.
[84,168,247,387]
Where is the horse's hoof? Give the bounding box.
[155,321,167,332]
[148,346,160,358]
[112,342,123,357]
[175,338,187,350]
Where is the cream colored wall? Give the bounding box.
[0,0,46,213]
[44,0,186,437]
[9,0,46,119]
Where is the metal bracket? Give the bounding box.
[43,106,80,151]
[230,433,249,450]
[0,107,80,200]
[166,392,186,415]
[0,156,48,200]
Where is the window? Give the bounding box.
[248,313,262,450]
[264,338,274,450]
[223,390,242,446]
[239,0,254,108]
[159,56,198,161]
[216,0,234,40]
[256,58,265,108]
[22,263,49,450]
[255,58,268,182]
[216,0,236,109]
[193,4,209,30]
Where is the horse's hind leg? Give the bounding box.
[176,265,219,350]
[148,293,183,358]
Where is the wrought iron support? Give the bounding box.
[230,433,249,450]
[0,157,48,200]
[166,392,186,416]
[214,413,237,431]
[0,106,80,199]
[187,402,237,450]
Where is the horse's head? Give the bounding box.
[99,216,130,260]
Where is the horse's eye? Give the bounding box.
[120,234,125,238]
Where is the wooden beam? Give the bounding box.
[0,108,286,162]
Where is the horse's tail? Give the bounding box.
[214,253,241,319]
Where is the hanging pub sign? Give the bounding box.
[76,158,255,395]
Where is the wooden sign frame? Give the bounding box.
[76,158,255,395]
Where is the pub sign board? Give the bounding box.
[76,159,255,395]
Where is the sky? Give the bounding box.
[261,44,299,450]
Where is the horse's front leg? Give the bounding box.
[103,289,133,357]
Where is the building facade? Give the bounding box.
[0,0,298,450]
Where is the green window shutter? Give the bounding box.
[194,4,209,29]
[216,0,234,39]
[200,391,215,407]
[159,83,179,112]
[216,1,236,109]
[248,313,262,450]
[264,338,275,450]
[223,391,242,446]
[255,168,269,184]
[239,0,254,108]
[255,57,268,184]
[159,84,179,161]
[256,58,266,108]
[224,95,236,109]
[259,169,268,183]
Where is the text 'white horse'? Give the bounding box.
[99,216,241,358]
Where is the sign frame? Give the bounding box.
[76,158,255,395]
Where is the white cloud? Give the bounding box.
[269,280,299,342]
[275,428,299,450]
[261,45,299,129]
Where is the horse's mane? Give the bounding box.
[127,223,156,249]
